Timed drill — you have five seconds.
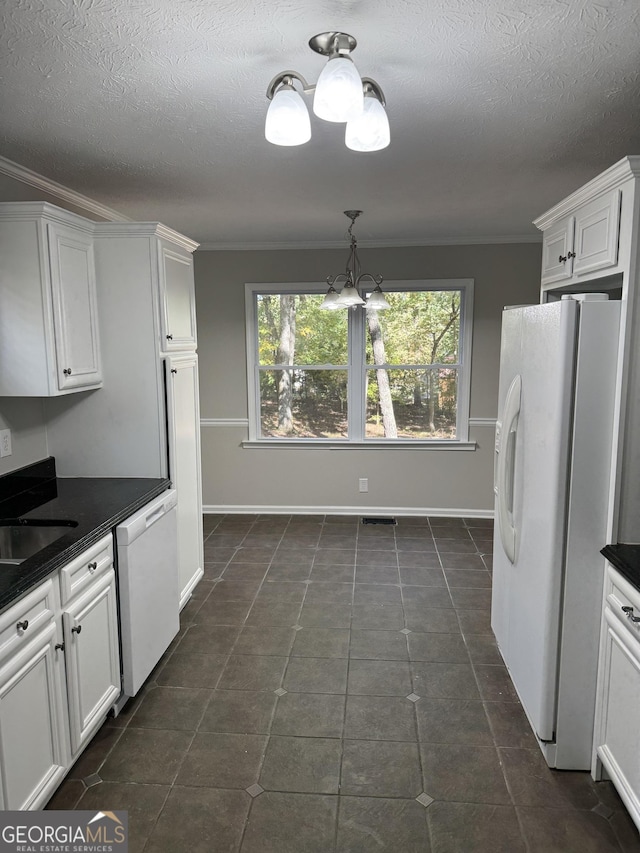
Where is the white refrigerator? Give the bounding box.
[491,294,620,770]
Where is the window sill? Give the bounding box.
[241,439,477,450]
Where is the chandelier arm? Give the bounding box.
[356,273,384,286]
[327,273,348,286]
[361,78,386,106]
[266,70,314,100]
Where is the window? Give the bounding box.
[245,279,473,446]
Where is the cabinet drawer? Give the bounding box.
[0,579,57,666]
[59,534,113,605]
[606,564,640,639]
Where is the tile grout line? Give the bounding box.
[332,518,359,850]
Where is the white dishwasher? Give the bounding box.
[115,488,179,698]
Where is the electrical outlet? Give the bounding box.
[0,429,12,458]
[359,478,368,493]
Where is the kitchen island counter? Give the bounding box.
[0,457,169,611]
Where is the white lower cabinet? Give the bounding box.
[0,580,68,810]
[0,534,122,809]
[593,565,640,831]
[63,568,120,754]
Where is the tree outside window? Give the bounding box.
[247,280,473,443]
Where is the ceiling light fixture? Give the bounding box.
[320,211,390,311]
[265,32,390,152]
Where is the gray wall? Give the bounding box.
[0,165,542,511]
[0,400,48,476]
[195,243,542,515]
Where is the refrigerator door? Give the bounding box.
[492,299,577,742]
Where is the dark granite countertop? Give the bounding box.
[602,544,640,593]
[0,458,170,612]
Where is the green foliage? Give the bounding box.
[257,294,347,366]
[365,290,460,365]
[255,288,462,438]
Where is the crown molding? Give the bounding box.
[94,221,199,252]
[533,156,640,231]
[196,234,541,251]
[0,154,131,223]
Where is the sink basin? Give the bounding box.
[0,520,78,565]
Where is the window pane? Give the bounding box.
[257,294,348,366]
[365,368,458,439]
[365,290,461,365]
[259,369,348,438]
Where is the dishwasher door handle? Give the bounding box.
[145,506,167,528]
[116,490,178,547]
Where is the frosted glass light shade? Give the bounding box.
[319,286,342,310]
[336,282,365,307]
[265,87,311,146]
[345,95,390,152]
[366,286,390,310]
[313,56,364,123]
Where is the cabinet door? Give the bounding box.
[0,622,68,810]
[573,190,621,277]
[158,243,197,351]
[541,216,575,284]
[63,569,120,755]
[47,222,103,391]
[165,354,204,607]
[595,608,640,830]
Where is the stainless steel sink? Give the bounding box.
[0,520,78,565]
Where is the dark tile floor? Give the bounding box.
[47,514,640,852]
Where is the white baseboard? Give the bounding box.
[202,504,494,518]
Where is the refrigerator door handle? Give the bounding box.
[497,374,521,564]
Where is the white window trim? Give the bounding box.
[244,279,474,447]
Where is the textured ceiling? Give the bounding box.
[1,0,639,247]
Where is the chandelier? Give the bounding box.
[320,211,390,310]
[265,32,390,152]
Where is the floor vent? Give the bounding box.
[361,517,397,525]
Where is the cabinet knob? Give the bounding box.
[55,643,65,652]
[166,334,173,340]
[88,561,97,573]
[16,620,29,632]
[71,625,82,634]
[63,368,72,375]
[171,368,178,374]
[621,605,640,624]
[567,251,576,259]
[558,254,567,263]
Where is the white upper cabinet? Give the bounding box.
[540,216,576,284]
[47,221,102,391]
[159,242,197,351]
[539,188,621,286]
[572,190,621,277]
[0,203,102,396]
